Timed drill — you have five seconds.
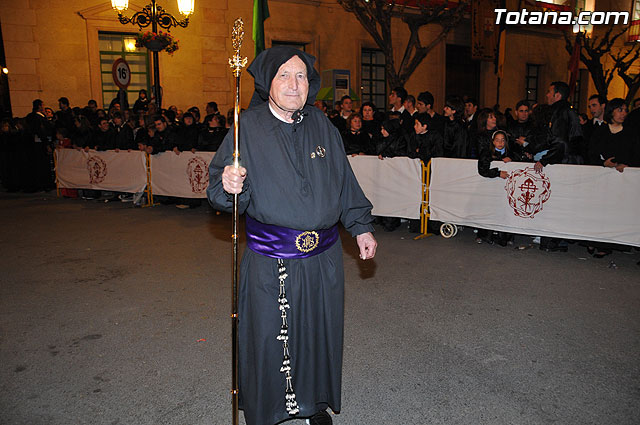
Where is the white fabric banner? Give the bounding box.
[429,158,640,247]
[348,155,422,219]
[56,149,147,193]
[149,151,215,198]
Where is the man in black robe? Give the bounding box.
[207,46,377,425]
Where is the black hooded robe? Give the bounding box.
[206,47,374,425]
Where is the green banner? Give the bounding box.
[253,0,270,57]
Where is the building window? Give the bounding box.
[99,32,150,109]
[271,40,306,51]
[525,64,540,103]
[361,48,386,110]
[630,0,640,42]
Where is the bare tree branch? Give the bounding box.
[563,24,638,101]
[610,44,640,103]
[338,0,468,88]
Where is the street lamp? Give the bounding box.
[111,0,194,109]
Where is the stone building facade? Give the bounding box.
[1,0,637,117]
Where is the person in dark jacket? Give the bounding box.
[472,108,499,159]
[582,94,606,148]
[476,129,516,245]
[134,115,152,149]
[149,115,177,154]
[583,98,636,258]
[112,112,135,150]
[464,97,479,141]
[341,113,369,155]
[406,112,444,233]
[507,100,537,161]
[375,119,407,232]
[177,112,199,152]
[376,118,408,232]
[590,98,638,169]
[197,114,227,152]
[400,94,418,136]
[408,112,443,163]
[360,102,381,154]
[377,118,407,158]
[534,81,584,172]
[533,82,584,252]
[25,99,55,191]
[416,91,445,136]
[477,129,518,178]
[94,117,116,151]
[132,89,150,115]
[442,96,469,158]
[71,115,93,150]
[55,97,75,134]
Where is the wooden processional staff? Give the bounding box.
[228,17,247,425]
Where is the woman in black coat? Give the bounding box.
[473,107,499,159]
[588,98,638,168]
[360,101,381,154]
[341,113,370,155]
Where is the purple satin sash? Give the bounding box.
[245,215,339,259]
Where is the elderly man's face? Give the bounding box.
[269,55,309,113]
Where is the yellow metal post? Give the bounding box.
[143,152,155,207]
[414,159,433,240]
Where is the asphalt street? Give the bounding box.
[1,191,639,425]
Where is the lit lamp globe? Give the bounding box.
[177,0,194,16]
[111,0,129,11]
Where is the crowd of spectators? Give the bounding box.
[0,90,229,203]
[326,82,639,256]
[1,84,638,254]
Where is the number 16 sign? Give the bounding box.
[112,58,131,89]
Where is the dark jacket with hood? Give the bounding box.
[377,119,407,157]
[443,118,469,158]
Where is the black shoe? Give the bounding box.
[540,239,567,253]
[308,410,332,425]
[544,245,568,253]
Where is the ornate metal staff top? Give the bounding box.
[229,18,247,168]
[229,19,248,78]
[228,16,246,425]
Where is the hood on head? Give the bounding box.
[381,119,402,135]
[247,46,320,109]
